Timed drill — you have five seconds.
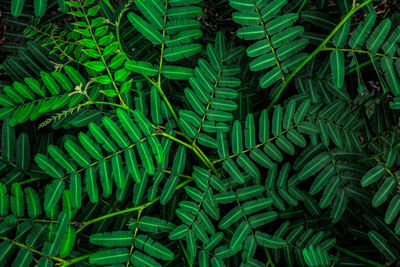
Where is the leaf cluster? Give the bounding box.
[1,0,400,266]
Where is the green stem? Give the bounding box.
[76,179,192,233]
[156,84,183,134]
[126,210,142,267]
[147,101,218,174]
[335,245,385,267]
[59,136,151,182]
[346,59,371,75]
[179,240,193,267]
[321,47,400,60]
[76,198,154,234]
[267,0,374,110]
[60,253,94,267]
[212,126,294,164]
[193,70,222,146]
[159,133,214,173]
[145,0,188,141]
[297,0,307,14]
[265,248,276,267]
[137,4,218,176]
[0,236,65,263]
[358,137,400,162]
[142,76,217,176]
[149,77,193,143]
[116,1,133,56]
[255,3,285,84]
[157,0,168,85]
[369,53,388,93]
[159,133,196,151]
[81,101,134,113]
[140,11,194,145]
[18,177,41,186]
[193,145,220,176]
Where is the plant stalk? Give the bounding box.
[267,0,374,110]
[335,245,385,267]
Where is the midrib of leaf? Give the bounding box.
[214,108,361,168]
[91,253,129,261]
[45,180,63,211]
[128,210,142,267]
[192,69,223,146]
[62,136,149,182]
[325,148,347,198]
[213,123,298,164]
[179,170,215,237]
[254,2,286,84]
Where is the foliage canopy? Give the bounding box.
[0,0,400,266]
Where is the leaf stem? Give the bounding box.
[267,0,374,110]
[0,236,65,263]
[60,253,94,267]
[76,179,192,233]
[297,0,307,14]
[192,69,222,146]
[147,76,193,143]
[142,77,218,176]
[159,133,214,172]
[81,101,134,113]
[357,142,400,163]
[126,209,142,267]
[321,47,400,60]
[335,245,385,267]
[213,125,296,164]
[179,240,193,267]
[18,177,41,186]
[265,248,276,267]
[157,0,168,86]
[255,3,285,84]
[116,1,133,56]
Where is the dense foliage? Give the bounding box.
[0,0,400,266]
